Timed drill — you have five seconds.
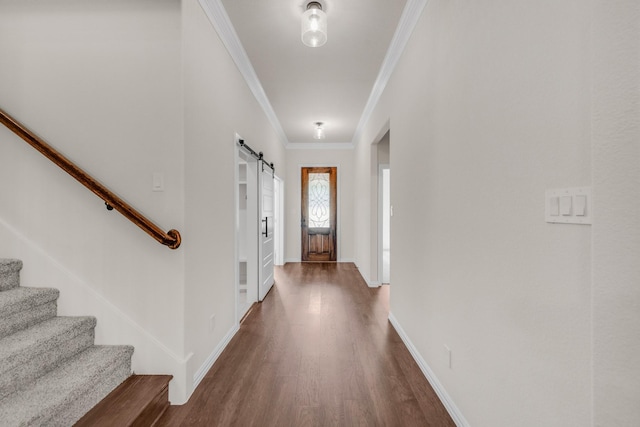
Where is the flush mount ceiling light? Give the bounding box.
[302,1,327,48]
[313,122,326,140]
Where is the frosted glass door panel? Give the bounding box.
[308,173,331,228]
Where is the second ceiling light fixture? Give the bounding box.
[313,122,326,140]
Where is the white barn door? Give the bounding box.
[258,163,275,301]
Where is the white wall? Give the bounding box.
[182,0,286,398]
[0,0,189,401]
[592,1,640,425]
[284,148,354,263]
[355,1,594,425]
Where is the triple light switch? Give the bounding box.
[546,187,591,225]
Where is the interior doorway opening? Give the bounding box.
[376,129,390,286]
[236,143,259,323]
[380,166,390,284]
[274,176,284,266]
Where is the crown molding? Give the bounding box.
[286,142,354,150]
[198,0,427,149]
[198,0,289,147]
[351,0,428,146]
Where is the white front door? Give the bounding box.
[259,163,275,301]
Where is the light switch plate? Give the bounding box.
[545,187,591,225]
[152,172,164,192]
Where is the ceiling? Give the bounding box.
[216,0,408,146]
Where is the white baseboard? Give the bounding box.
[193,325,240,390]
[192,323,239,389]
[339,258,356,263]
[388,312,470,427]
[353,264,379,288]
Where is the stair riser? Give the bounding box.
[1,318,96,372]
[0,301,57,339]
[0,260,22,292]
[0,330,95,400]
[0,317,95,375]
[37,357,132,427]
[74,374,173,427]
[132,384,170,427]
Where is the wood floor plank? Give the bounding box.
[295,405,321,427]
[157,263,454,426]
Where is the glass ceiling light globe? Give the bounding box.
[313,122,326,140]
[302,2,327,48]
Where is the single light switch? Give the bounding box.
[549,197,560,216]
[560,196,572,216]
[152,172,164,192]
[574,195,587,216]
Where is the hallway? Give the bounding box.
[158,263,454,426]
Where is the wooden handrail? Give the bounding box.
[0,108,181,249]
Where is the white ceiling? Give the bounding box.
[218,0,407,146]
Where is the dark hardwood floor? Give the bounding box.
[157,263,454,426]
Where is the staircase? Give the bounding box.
[0,258,135,426]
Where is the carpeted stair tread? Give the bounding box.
[0,316,97,401]
[0,345,134,427]
[0,287,59,339]
[0,259,22,291]
[0,316,96,372]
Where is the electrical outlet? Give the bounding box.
[444,345,452,369]
[209,314,216,333]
